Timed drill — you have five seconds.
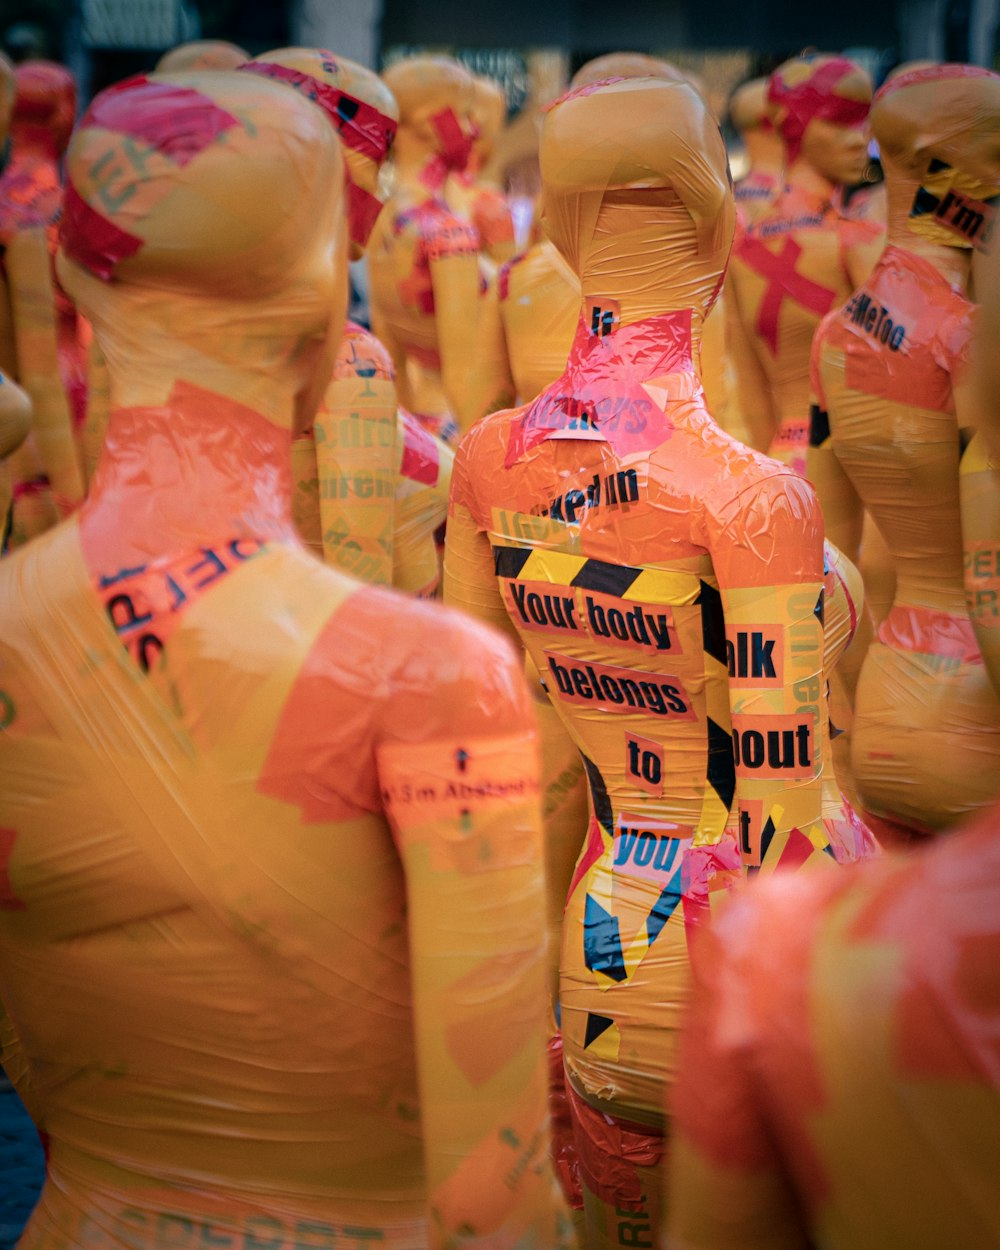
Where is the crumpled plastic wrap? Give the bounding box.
[668,795,1000,1249]
[443,75,874,1248]
[812,65,1000,835]
[0,68,571,1250]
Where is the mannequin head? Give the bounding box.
[570,52,688,89]
[11,60,76,161]
[871,64,1000,251]
[768,55,871,187]
[241,47,399,258]
[470,73,506,169]
[382,55,476,181]
[729,76,784,171]
[58,70,347,433]
[156,40,249,72]
[540,76,733,327]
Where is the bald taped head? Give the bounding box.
[571,52,688,89]
[542,77,732,252]
[768,55,871,166]
[12,59,76,158]
[59,70,345,298]
[729,78,772,136]
[156,40,249,72]
[382,55,475,171]
[241,47,399,254]
[872,64,1000,249]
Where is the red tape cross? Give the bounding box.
[739,235,837,355]
[240,61,397,164]
[82,76,239,166]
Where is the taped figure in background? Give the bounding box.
[239,48,402,589]
[1,58,85,547]
[368,56,488,442]
[496,53,702,991]
[0,71,572,1250]
[728,55,889,795]
[447,74,517,268]
[728,77,784,223]
[728,55,883,471]
[813,64,1000,838]
[445,75,873,1250]
[667,792,1000,1250]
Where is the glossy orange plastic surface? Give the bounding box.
[444,75,873,1247]
[668,797,1000,1250]
[1,70,571,1250]
[813,65,1000,833]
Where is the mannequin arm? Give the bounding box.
[807,328,863,562]
[725,278,777,451]
[313,330,398,585]
[712,472,828,872]
[377,621,571,1250]
[7,226,84,514]
[465,279,517,422]
[429,248,487,435]
[442,437,523,648]
[959,356,1000,699]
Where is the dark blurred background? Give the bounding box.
[1,0,997,108]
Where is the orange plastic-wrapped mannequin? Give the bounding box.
[813,64,1000,838]
[1,58,85,546]
[447,74,517,267]
[729,77,783,223]
[445,75,873,1250]
[668,792,1000,1250]
[0,70,572,1250]
[728,55,883,470]
[368,56,488,442]
[239,47,402,589]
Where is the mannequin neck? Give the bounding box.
[392,129,451,193]
[783,156,838,203]
[567,304,696,381]
[743,130,784,178]
[82,379,295,571]
[882,172,973,291]
[80,295,305,567]
[568,197,715,349]
[91,292,306,430]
